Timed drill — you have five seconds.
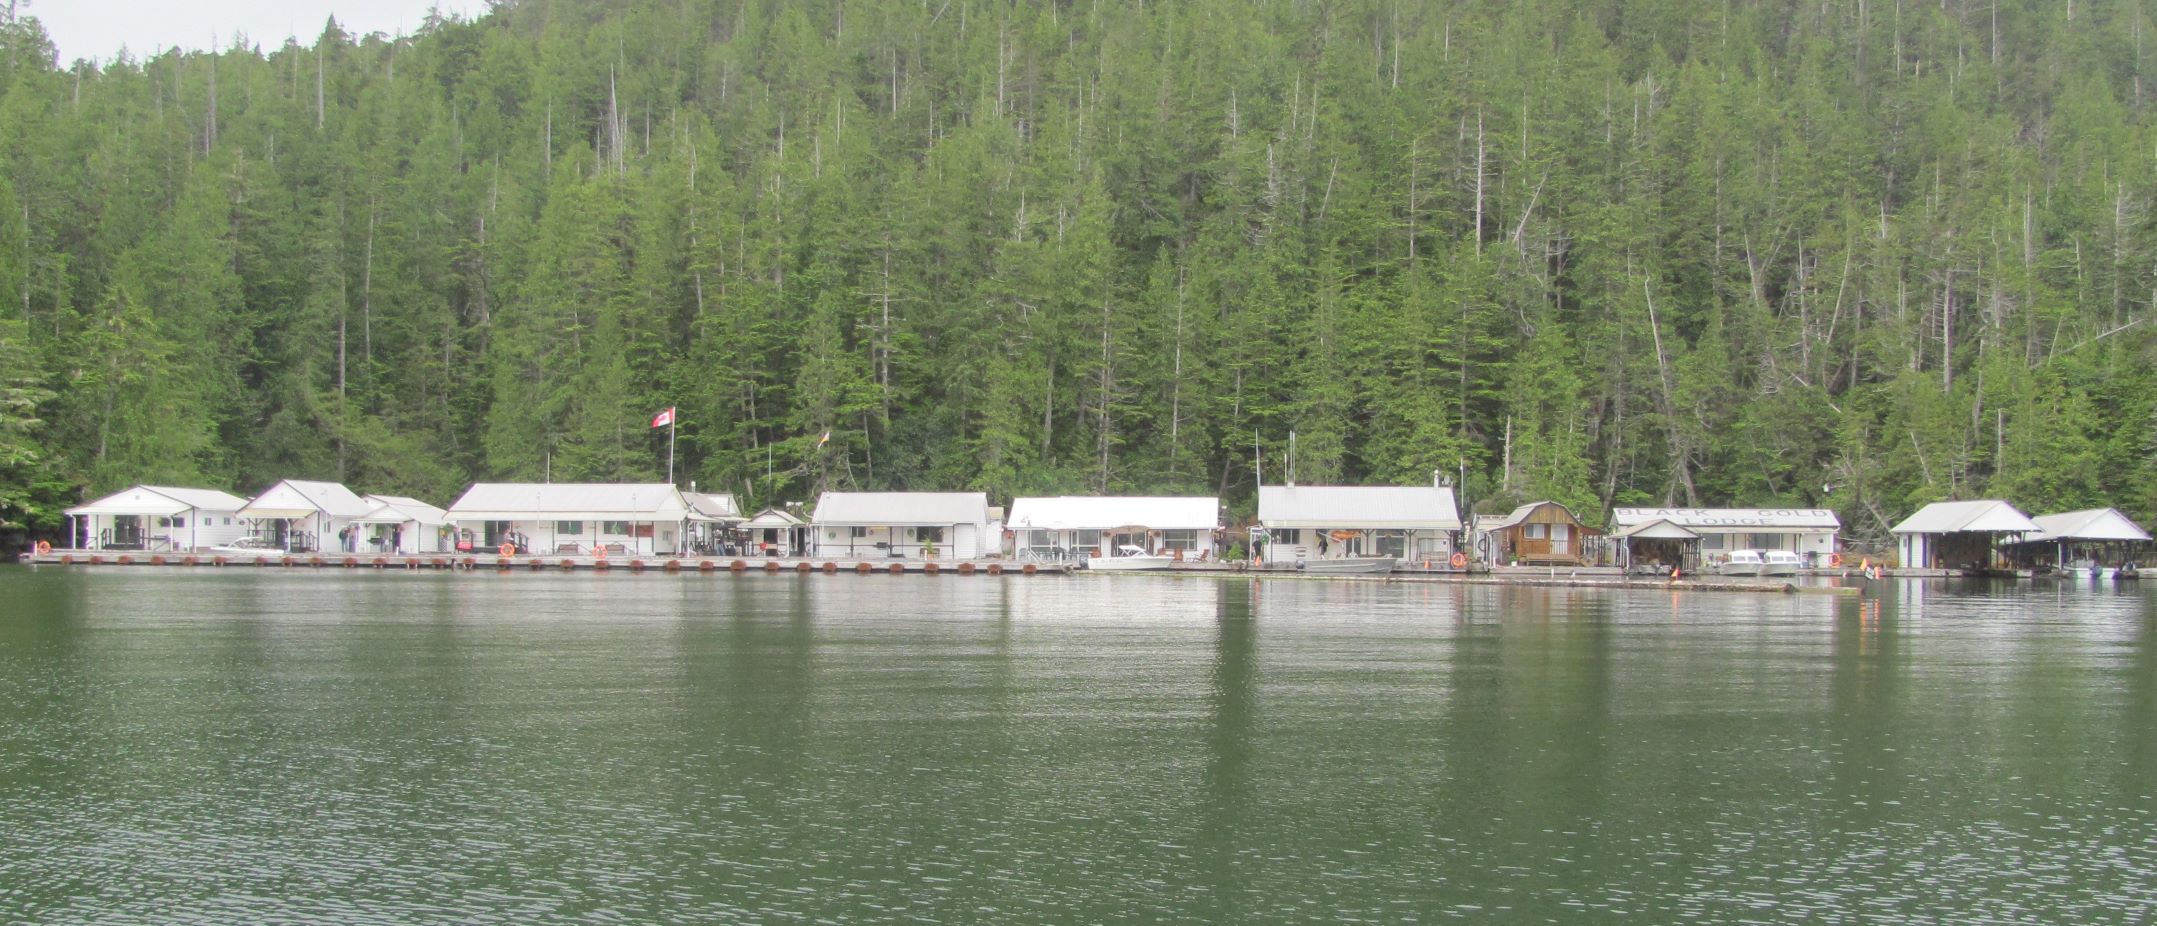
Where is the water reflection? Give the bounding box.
[0,569,2153,923]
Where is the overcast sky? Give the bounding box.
[33,0,486,65]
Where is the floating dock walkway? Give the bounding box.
[15,549,1077,576]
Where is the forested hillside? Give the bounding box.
[0,0,2153,540]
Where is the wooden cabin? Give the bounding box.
[1476,501,1600,566]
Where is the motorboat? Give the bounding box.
[1085,544,1178,571]
[1717,549,1764,577]
[1760,550,1802,577]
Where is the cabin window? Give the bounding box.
[915,526,944,543]
[557,520,583,535]
[1417,536,1448,555]
[850,526,868,538]
[1160,529,1199,551]
[1525,524,1547,539]
[602,521,630,535]
[172,516,185,527]
[1076,529,1102,548]
[1375,532,1406,558]
[1551,524,1569,541]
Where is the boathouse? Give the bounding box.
[2003,508,2152,571]
[1256,480,1462,565]
[1609,507,1841,566]
[1891,500,2040,570]
[352,495,452,554]
[1610,518,1702,574]
[1007,496,1222,560]
[445,483,690,555]
[738,507,808,557]
[810,492,992,559]
[1476,501,1601,566]
[63,485,251,551]
[238,479,374,553]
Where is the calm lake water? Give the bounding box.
[0,568,2151,923]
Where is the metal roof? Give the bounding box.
[1612,518,1701,540]
[811,492,989,525]
[1257,485,1462,530]
[682,491,744,522]
[354,495,450,526]
[65,485,250,517]
[1008,496,1220,531]
[1478,501,1588,532]
[446,483,690,521]
[1610,507,1840,531]
[1890,500,2039,535]
[742,507,805,528]
[239,479,373,520]
[2019,508,2152,543]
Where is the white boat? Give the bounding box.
[1085,544,1178,571]
[1760,550,1802,577]
[1718,549,1764,577]
[208,537,284,555]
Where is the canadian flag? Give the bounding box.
[650,407,676,429]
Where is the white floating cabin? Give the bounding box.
[1257,479,1463,564]
[352,495,452,554]
[1891,500,2040,570]
[238,479,374,553]
[445,483,690,555]
[1007,496,1222,560]
[1609,507,1841,567]
[810,492,992,559]
[63,485,250,551]
[740,507,809,557]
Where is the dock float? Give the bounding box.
[14,550,1076,576]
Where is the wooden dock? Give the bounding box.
[14,549,1076,576]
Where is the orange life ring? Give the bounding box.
[1449,551,1468,569]
[34,540,52,555]
[499,543,516,557]
[1829,552,1844,568]
[592,544,608,559]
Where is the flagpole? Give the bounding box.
[667,414,677,485]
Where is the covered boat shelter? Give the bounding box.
[64,485,251,551]
[1609,507,1840,566]
[1612,518,1701,574]
[1891,500,2040,571]
[2004,508,2151,571]
[1007,496,1222,560]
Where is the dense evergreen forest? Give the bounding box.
[0,0,2154,542]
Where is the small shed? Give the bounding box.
[63,485,250,551]
[810,492,992,559]
[741,507,809,557]
[1891,500,2040,570]
[1255,481,1462,564]
[1611,518,1702,573]
[238,479,373,553]
[1007,496,1222,560]
[1477,501,1601,566]
[2005,508,2152,570]
[445,483,691,555]
[352,495,451,554]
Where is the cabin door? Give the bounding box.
[954,523,979,559]
[1549,524,1571,555]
